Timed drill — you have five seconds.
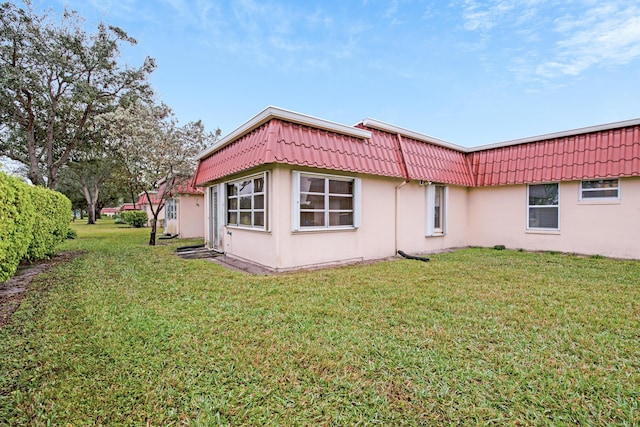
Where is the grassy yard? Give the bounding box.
[1,220,638,426]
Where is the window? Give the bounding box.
[166,198,177,220]
[580,179,619,200]
[426,184,447,236]
[292,171,361,230]
[528,183,559,230]
[226,173,267,229]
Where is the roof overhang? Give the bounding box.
[361,118,470,152]
[470,117,640,152]
[196,106,372,160]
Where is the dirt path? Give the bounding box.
[0,251,81,329]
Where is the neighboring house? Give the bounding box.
[194,106,640,271]
[137,192,165,228]
[119,203,138,212]
[100,207,118,218]
[160,177,205,238]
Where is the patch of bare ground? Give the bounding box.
[0,251,82,329]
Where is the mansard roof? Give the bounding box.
[195,106,640,187]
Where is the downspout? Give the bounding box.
[394,133,411,255]
[395,179,409,254]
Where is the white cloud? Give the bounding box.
[461,0,515,31]
[537,3,640,77]
[85,0,138,20]
[459,0,640,80]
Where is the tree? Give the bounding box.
[59,148,119,224]
[94,168,134,215]
[99,99,219,245]
[0,1,155,189]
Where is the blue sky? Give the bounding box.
[32,0,640,147]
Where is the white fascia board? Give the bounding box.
[196,106,372,160]
[469,117,640,152]
[361,118,470,153]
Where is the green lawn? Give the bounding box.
[1,221,638,426]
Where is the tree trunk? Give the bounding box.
[87,202,96,224]
[82,183,99,225]
[149,214,157,246]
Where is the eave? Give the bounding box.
[196,106,372,160]
[470,118,640,152]
[360,118,470,153]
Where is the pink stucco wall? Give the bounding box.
[141,203,164,229]
[206,169,640,271]
[211,166,469,271]
[165,194,204,238]
[467,177,640,259]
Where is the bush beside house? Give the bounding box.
[0,172,36,282]
[122,210,148,228]
[26,184,72,261]
[0,172,71,283]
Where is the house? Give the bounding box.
[118,203,138,212]
[160,177,205,238]
[100,207,118,218]
[137,192,165,228]
[194,106,640,271]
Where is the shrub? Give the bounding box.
[26,185,71,261]
[0,172,36,282]
[66,228,77,240]
[122,210,148,228]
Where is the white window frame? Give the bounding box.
[527,183,559,231]
[225,172,268,230]
[165,198,177,221]
[426,183,448,237]
[579,178,620,201]
[291,171,361,231]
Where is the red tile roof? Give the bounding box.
[137,192,162,206]
[359,126,474,186]
[119,203,137,212]
[195,121,274,184]
[158,176,203,198]
[195,118,473,186]
[173,180,204,195]
[195,119,407,184]
[470,123,640,186]
[273,120,405,178]
[194,106,640,188]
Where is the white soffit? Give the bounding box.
[197,106,372,160]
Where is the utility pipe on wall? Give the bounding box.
[394,179,409,255]
[394,132,412,256]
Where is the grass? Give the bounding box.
[1,220,638,426]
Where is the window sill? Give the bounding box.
[578,199,621,205]
[226,225,269,233]
[525,229,560,235]
[426,233,445,238]
[293,227,357,233]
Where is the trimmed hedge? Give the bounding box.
[0,172,36,282]
[26,184,72,261]
[0,171,71,283]
[122,210,148,228]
